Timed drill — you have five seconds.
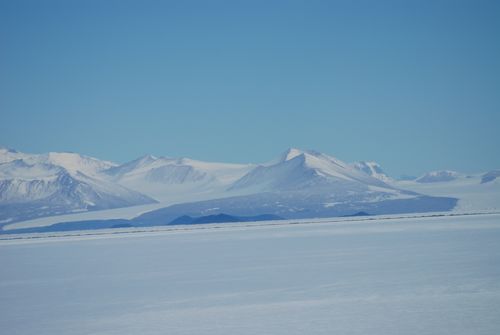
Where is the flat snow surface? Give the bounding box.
[1,213,500,334]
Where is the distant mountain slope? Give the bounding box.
[0,147,31,164]
[481,170,500,184]
[416,170,460,183]
[135,149,457,225]
[105,155,254,202]
[0,149,156,224]
[230,149,393,194]
[351,161,392,182]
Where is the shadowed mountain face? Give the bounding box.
[135,193,457,226]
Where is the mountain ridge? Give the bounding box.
[2,146,495,230]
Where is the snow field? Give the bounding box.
[1,213,499,334]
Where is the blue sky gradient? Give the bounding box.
[1,0,499,176]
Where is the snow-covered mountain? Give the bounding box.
[416,170,461,183]
[42,151,117,177]
[0,148,117,175]
[105,155,254,202]
[6,146,497,233]
[230,149,394,193]
[136,149,457,225]
[351,161,392,182]
[0,148,156,223]
[0,147,31,164]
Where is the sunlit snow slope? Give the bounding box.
[0,148,156,223]
[105,154,254,202]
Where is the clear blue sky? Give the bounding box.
[1,0,499,176]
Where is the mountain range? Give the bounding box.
[1,146,498,231]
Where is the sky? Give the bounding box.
[1,0,499,177]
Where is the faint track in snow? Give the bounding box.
[1,211,499,243]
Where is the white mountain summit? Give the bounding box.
[230,148,393,193]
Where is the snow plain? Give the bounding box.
[1,213,500,335]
